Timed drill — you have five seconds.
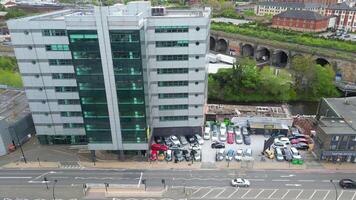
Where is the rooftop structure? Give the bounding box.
[0,89,29,123]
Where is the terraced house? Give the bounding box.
[7,2,211,156]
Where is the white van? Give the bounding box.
[290,147,302,160]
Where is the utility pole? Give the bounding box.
[52,179,58,200]
[330,180,338,200]
[13,128,27,163]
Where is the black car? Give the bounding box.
[292,143,309,150]
[243,135,251,145]
[186,135,196,144]
[154,136,164,144]
[182,150,192,161]
[282,148,293,161]
[164,137,173,147]
[339,179,356,189]
[174,150,184,162]
[211,141,225,149]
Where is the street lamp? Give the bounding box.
[330,180,338,200]
[13,129,27,163]
[53,179,58,200]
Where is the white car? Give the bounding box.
[290,147,302,160]
[216,149,225,161]
[234,129,243,144]
[241,127,249,135]
[234,149,243,161]
[195,134,204,145]
[211,131,219,141]
[220,124,227,142]
[203,127,211,140]
[274,137,290,145]
[189,143,201,151]
[170,135,181,146]
[272,140,287,149]
[194,150,201,161]
[231,178,250,187]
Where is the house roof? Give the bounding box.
[328,2,356,10]
[274,10,328,20]
[258,2,326,9]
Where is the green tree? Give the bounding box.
[290,55,315,91]
[309,64,339,98]
[259,67,293,101]
[237,58,260,90]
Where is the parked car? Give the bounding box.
[339,179,356,189]
[178,136,188,146]
[288,133,306,140]
[220,123,227,142]
[244,148,252,158]
[243,135,251,145]
[234,129,243,144]
[282,148,293,161]
[226,149,234,161]
[216,149,225,161]
[231,178,250,187]
[241,127,249,136]
[211,141,225,149]
[174,150,184,162]
[275,147,284,161]
[290,127,299,135]
[158,151,165,161]
[170,135,181,146]
[204,123,211,140]
[290,138,308,145]
[227,132,234,144]
[189,143,201,151]
[151,143,169,151]
[186,135,196,144]
[212,130,219,142]
[150,150,157,161]
[272,140,287,149]
[165,150,172,161]
[193,149,201,161]
[154,136,164,144]
[290,147,302,160]
[234,149,243,161]
[164,137,173,147]
[277,137,290,145]
[264,149,274,159]
[292,142,309,150]
[182,150,192,161]
[194,134,204,145]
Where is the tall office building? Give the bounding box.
[8,1,211,154]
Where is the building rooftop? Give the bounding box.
[328,2,356,10]
[275,10,328,20]
[258,2,326,8]
[0,89,30,124]
[318,117,356,135]
[323,97,356,130]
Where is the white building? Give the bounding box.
[254,2,326,16]
[7,2,211,155]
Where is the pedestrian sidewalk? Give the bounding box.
[1,161,60,169]
[86,185,164,198]
[80,161,202,170]
[321,162,356,170]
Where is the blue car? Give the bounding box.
[226,149,235,161]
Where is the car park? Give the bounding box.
[339,179,356,189]
[194,134,204,145]
[211,141,225,149]
[182,150,192,161]
[290,147,302,160]
[264,149,274,159]
[220,123,227,141]
[211,130,219,141]
[174,150,184,162]
[154,136,164,144]
[234,149,243,161]
[170,135,181,146]
[226,149,234,161]
[165,150,172,161]
[282,148,293,161]
[292,142,309,150]
[227,132,234,144]
[216,149,225,161]
[275,147,284,161]
[178,136,188,146]
[186,135,196,144]
[231,178,250,187]
[150,150,157,161]
[243,135,251,145]
[234,129,243,144]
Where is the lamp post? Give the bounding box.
[14,130,27,163]
[52,179,58,200]
[330,180,338,200]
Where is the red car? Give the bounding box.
[291,138,308,144]
[150,150,157,161]
[227,132,234,144]
[151,143,168,151]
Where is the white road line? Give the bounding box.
[281,189,290,199]
[309,190,317,200]
[351,191,356,200]
[286,184,302,187]
[268,189,278,199]
[227,188,239,199]
[241,189,251,199]
[298,180,315,182]
[192,188,202,195]
[295,190,304,199]
[254,189,264,199]
[323,190,331,200]
[137,172,143,188]
[272,179,290,182]
[214,188,226,198]
[249,179,265,181]
[0,177,32,179]
[337,190,344,200]
[200,189,214,199]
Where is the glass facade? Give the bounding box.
[110,30,147,144]
[68,30,112,144]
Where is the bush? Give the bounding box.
[0,69,22,87]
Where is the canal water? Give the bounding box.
[208,100,319,115]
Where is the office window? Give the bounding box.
[55,87,77,92]
[31,60,36,65]
[156,55,188,61]
[42,29,67,36]
[159,116,188,121]
[69,33,98,42]
[49,59,72,66]
[110,32,139,42]
[158,93,188,99]
[72,51,100,59]
[332,136,339,141]
[112,51,140,59]
[63,123,83,128]
[157,68,188,74]
[60,112,82,117]
[58,99,80,105]
[159,104,188,110]
[156,40,189,47]
[52,73,75,79]
[45,44,70,51]
[158,81,188,87]
[155,26,189,33]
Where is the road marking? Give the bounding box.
[249,179,265,181]
[273,179,290,182]
[298,180,315,182]
[286,184,302,187]
[214,188,226,198]
[138,172,143,188]
[191,188,202,195]
[309,190,317,200]
[281,189,290,199]
[323,190,331,200]
[295,190,304,199]
[268,189,278,199]
[254,189,264,199]
[227,188,239,199]
[281,174,295,178]
[200,189,214,199]
[337,190,344,200]
[351,191,356,200]
[241,189,251,199]
[0,177,32,179]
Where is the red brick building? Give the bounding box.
[325,2,356,32]
[272,10,330,32]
